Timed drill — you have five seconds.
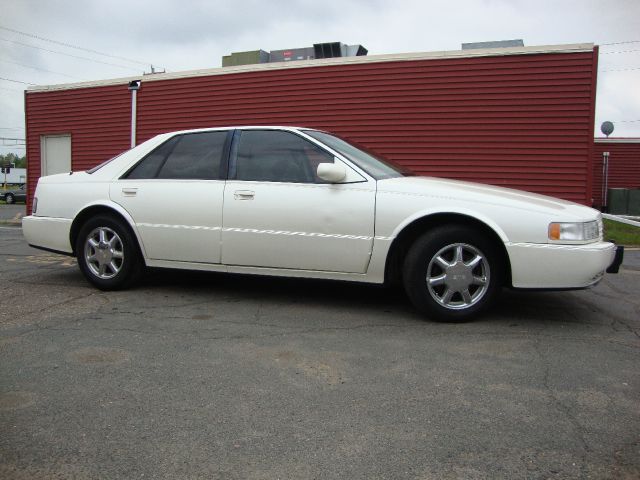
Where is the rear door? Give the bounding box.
[221,129,376,273]
[111,130,230,264]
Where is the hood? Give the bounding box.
[378,176,599,221]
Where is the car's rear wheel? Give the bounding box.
[5,193,14,204]
[403,225,504,322]
[75,215,143,290]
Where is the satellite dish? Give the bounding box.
[601,121,614,137]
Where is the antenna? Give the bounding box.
[601,121,614,137]
[144,64,166,75]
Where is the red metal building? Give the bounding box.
[25,42,599,212]
[592,138,640,207]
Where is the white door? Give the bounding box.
[111,130,230,264]
[222,130,376,273]
[41,135,71,176]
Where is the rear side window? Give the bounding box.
[125,131,228,180]
[126,139,176,179]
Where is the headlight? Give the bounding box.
[548,220,600,242]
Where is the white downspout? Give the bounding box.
[128,80,141,148]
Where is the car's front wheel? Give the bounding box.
[75,215,143,290]
[5,193,14,204]
[403,225,504,322]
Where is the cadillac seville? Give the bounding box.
[23,126,623,321]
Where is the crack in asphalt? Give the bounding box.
[8,321,639,350]
[0,290,110,335]
[43,322,407,341]
[3,275,640,350]
[533,335,591,479]
[592,287,640,309]
[0,252,61,257]
[602,278,640,300]
[587,301,640,340]
[4,265,79,281]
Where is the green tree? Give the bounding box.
[0,153,26,168]
[14,155,26,168]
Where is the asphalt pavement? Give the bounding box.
[0,204,25,222]
[1,225,639,479]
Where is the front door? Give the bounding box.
[222,129,376,273]
[41,134,71,176]
[111,130,230,264]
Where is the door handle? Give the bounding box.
[234,190,255,200]
[122,187,138,196]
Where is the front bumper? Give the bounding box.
[506,241,617,289]
[606,245,624,274]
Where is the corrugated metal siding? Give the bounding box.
[26,48,598,213]
[25,85,131,211]
[592,140,640,206]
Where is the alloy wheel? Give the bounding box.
[84,227,124,279]
[426,243,490,310]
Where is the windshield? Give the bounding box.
[303,130,412,180]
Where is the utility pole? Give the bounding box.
[601,151,610,212]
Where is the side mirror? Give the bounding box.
[317,162,346,183]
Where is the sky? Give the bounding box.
[1,0,640,156]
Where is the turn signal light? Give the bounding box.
[548,221,600,242]
[548,223,560,240]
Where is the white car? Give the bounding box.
[23,126,623,321]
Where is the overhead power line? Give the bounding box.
[0,59,78,79]
[0,37,143,72]
[600,49,640,55]
[601,40,640,46]
[0,137,26,147]
[600,67,640,72]
[0,137,25,142]
[0,25,151,66]
[0,76,35,85]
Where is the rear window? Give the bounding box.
[87,152,125,174]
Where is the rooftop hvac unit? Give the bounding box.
[313,42,368,59]
[222,43,368,66]
[461,39,524,50]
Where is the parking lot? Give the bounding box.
[0,204,24,222]
[1,222,639,479]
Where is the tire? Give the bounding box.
[402,225,504,322]
[75,214,143,290]
[5,193,14,204]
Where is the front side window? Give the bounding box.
[233,130,334,183]
[125,131,228,180]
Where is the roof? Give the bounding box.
[26,42,595,94]
[148,125,315,136]
[594,138,640,144]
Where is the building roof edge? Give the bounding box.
[26,42,595,94]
